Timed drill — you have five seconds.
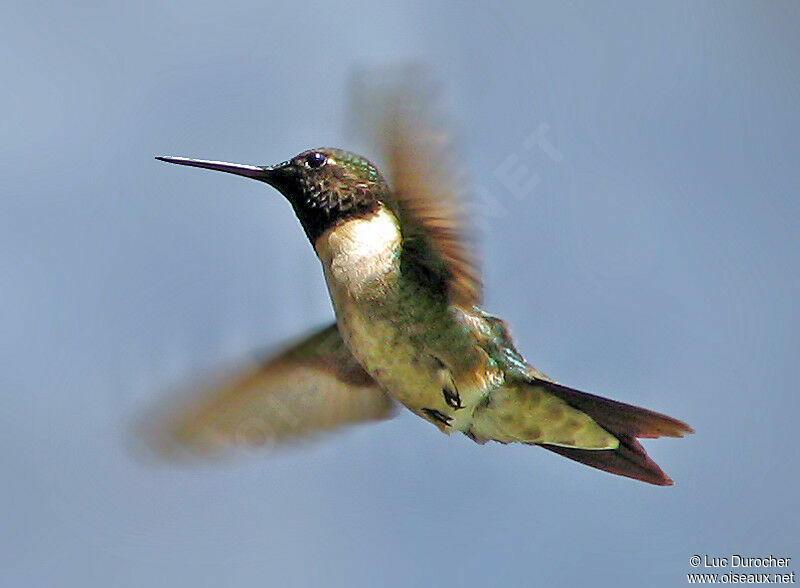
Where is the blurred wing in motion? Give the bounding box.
[152,323,395,455]
[350,66,482,306]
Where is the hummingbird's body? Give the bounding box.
[315,203,617,450]
[156,130,692,485]
[315,203,489,432]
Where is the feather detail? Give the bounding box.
[352,67,482,305]
[148,323,395,456]
[531,377,693,485]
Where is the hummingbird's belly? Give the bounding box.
[329,294,503,433]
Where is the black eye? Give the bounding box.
[304,151,327,169]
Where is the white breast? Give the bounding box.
[314,205,402,298]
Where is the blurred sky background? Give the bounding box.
[2,1,799,586]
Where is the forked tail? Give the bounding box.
[532,378,694,486]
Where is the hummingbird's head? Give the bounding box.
[156,148,389,243]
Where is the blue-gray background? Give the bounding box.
[3,2,798,586]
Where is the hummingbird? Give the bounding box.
[155,110,692,486]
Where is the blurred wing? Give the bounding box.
[351,67,482,305]
[155,323,395,455]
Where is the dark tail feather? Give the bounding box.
[540,434,674,486]
[531,378,694,486]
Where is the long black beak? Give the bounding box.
[155,156,276,182]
